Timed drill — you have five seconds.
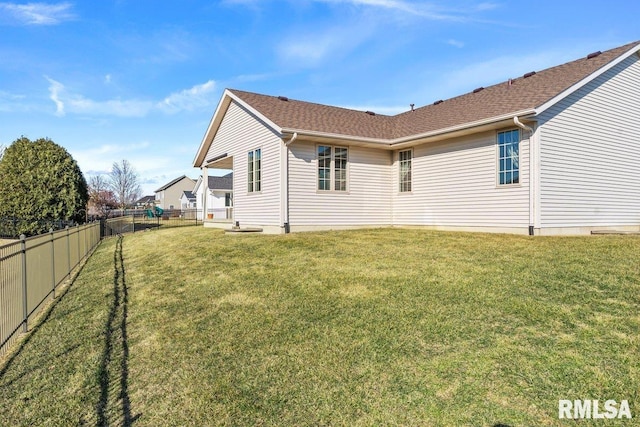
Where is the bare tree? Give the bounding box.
[88,174,118,217]
[109,159,142,210]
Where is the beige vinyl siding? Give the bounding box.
[155,177,195,210]
[537,53,640,228]
[288,141,392,226]
[392,130,530,228]
[205,101,282,226]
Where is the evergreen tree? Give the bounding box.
[0,137,89,236]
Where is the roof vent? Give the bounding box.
[472,87,484,93]
[433,100,443,105]
[365,110,376,116]
[586,51,602,60]
[523,71,536,78]
[277,96,289,101]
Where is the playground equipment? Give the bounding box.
[145,206,164,218]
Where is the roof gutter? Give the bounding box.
[281,108,537,148]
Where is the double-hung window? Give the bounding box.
[248,148,261,192]
[317,145,348,191]
[399,149,412,192]
[497,129,519,185]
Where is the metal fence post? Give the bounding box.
[50,228,56,299]
[20,234,27,333]
[66,226,71,279]
[76,225,80,267]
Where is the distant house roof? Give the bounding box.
[208,172,233,191]
[135,195,155,204]
[155,175,193,192]
[182,190,196,201]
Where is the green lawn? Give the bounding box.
[0,227,638,426]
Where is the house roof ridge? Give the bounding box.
[154,175,195,192]
[396,40,640,115]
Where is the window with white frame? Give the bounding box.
[247,148,261,192]
[497,129,519,185]
[317,145,348,191]
[399,149,412,192]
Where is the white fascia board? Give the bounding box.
[193,90,233,167]
[281,128,391,147]
[281,108,536,149]
[535,43,640,115]
[391,109,536,146]
[193,89,285,167]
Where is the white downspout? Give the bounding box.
[283,133,298,233]
[513,116,536,235]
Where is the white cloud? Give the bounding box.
[475,2,499,11]
[314,0,469,21]
[0,2,75,25]
[45,77,217,117]
[277,22,374,66]
[0,90,29,113]
[157,80,217,113]
[46,76,66,116]
[447,38,464,48]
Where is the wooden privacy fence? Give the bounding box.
[0,222,101,356]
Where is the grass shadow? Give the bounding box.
[0,242,100,378]
[95,235,140,426]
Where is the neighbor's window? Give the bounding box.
[498,129,519,185]
[248,148,261,192]
[317,145,348,191]
[399,149,412,192]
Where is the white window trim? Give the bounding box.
[247,147,262,194]
[496,129,521,187]
[398,149,413,194]
[316,145,349,193]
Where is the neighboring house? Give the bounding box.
[192,173,233,220]
[154,175,196,210]
[134,195,155,209]
[180,191,197,210]
[193,41,640,235]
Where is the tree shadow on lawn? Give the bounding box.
[94,235,141,426]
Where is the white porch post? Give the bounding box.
[202,166,208,220]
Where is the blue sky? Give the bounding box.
[1,0,638,195]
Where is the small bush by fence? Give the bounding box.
[0,217,76,239]
[0,222,101,356]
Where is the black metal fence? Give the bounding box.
[1,222,101,356]
[101,209,202,238]
[0,208,204,356]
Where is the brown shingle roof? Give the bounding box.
[229,41,639,141]
[229,89,397,139]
